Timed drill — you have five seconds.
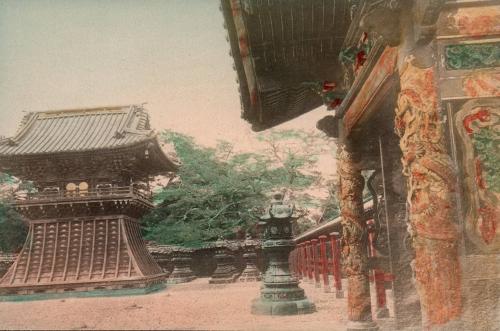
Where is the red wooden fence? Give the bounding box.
[290,219,393,315]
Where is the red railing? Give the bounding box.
[290,218,392,315]
[290,233,344,297]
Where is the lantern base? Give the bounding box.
[251,297,315,315]
[376,307,390,318]
[346,320,379,331]
[167,275,196,284]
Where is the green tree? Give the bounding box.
[0,173,28,252]
[0,204,27,252]
[142,129,334,247]
[256,129,333,210]
[319,184,340,222]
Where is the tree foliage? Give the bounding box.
[0,173,28,252]
[0,203,27,252]
[142,129,334,247]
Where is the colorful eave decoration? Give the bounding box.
[339,32,373,73]
[302,81,346,111]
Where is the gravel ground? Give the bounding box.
[0,278,395,330]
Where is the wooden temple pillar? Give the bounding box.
[329,232,344,298]
[356,2,466,329]
[311,238,320,288]
[297,244,303,279]
[392,7,463,329]
[394,52,462,329]
[337,142,378,331]
[297,243,304,279]
[305,240,313,283]
[318,235,330,293]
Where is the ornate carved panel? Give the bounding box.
[445,42,500,70]
[438,5,500,38]
[454,98,499,251]
[462,71,500,98]
[342,46,398,135]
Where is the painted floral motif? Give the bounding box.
[451,6,500,36]
[395,57,461,329]
[445,43,500,70]
[455,101,500,249]
[463,72,500,98]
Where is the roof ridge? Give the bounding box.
[0,104,161,157]
[37,107,131,119]
[7,112,39,145]
[34,104,135,115]
[113,105,151,138]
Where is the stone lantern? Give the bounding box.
[209,238,238,284]
[251,193,315,315]
[167,249,196,284]
[238,234,261,282]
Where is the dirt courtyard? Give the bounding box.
[0,278,396,330]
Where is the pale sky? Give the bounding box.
[0,0,332,152]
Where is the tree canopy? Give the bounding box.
[0,173,28,252]
[142,129,336,247]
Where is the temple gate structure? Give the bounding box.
[0,105,177,296]
[221,1,499,330]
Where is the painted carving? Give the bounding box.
[455,99,499,249]
[445,43,500,70]
[303,81,345,110]
[463,72,500,98]
[339,32,373,77]
[344,46,398,134]
[449,6,500,36]
[395,57,461,329]
[337,145,373,324]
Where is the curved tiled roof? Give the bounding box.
[220,0,351,131]
[0,105,156,156]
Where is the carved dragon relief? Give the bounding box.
[337,144,372,322]
[338,147,368,276]
[455,99,499,251]
[395,57,462,328]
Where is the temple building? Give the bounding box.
[221,1,499,330]
[0,105,177,296]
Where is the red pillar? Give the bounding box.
[301,243,306,279]
[305,241,312,282]
[311,239,320,288]
[297,243,302,279]
[367,219,389,318]
[294,248,300,277]
[319,235,331,293]
[330,232,344,298]
[337,144,377,329]
[294,245,300,279]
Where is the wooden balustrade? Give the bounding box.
[12,185,153,204]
